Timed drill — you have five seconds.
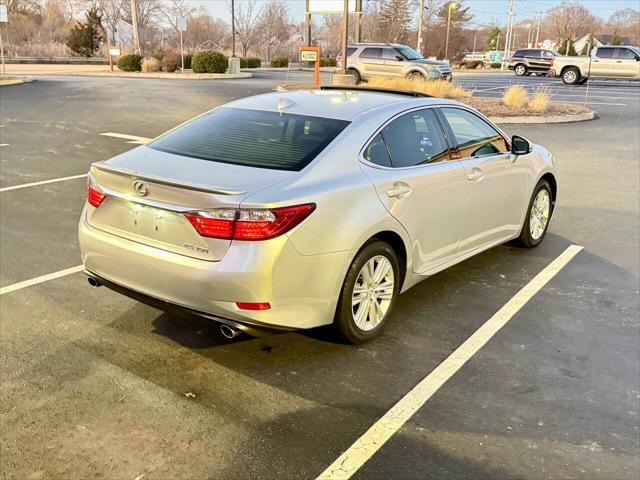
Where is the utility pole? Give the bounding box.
[502,0,513,70]
[231,0,236,57]
[473,29,477,54]
[535,13,542,47]
[496,32,500,51]
[417,0,424,53]
[341,0,349,75]
[355,0,362,43]
[130,0,140,54]
[305,0,311,46]
[444,2,457,61]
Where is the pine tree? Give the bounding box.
[486,26,501,50]
[378,0,412,43]
[67,8,104,57]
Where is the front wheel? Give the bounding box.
[347,68,361,84]
[407,71,425,81]
[562,67,580,85]
[334,241,400,344]
[517,179,553,248]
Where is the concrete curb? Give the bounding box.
[69,71,252,80]
[0,77,34,86]
[489,110,595,124]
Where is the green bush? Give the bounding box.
[184,53,193,70]
[162,52,182,72]
[117,54,142,72]
[490,62,501,69]
[192,50,227,73]
[241,57,261,68]
[319,57,337,67]
[270,56,289,68]
[149,49,165,61]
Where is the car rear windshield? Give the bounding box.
[149,107,350,171]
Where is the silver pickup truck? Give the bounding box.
[552,45,640,84]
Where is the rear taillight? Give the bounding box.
[185,203,315,241]
[236,302,271,311]
[87,177,106,208]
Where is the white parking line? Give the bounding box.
[0,265,84,296]
[0,144,9,147]
[0,173,87,193]
[316,244,584,480]
[100,132,151,144]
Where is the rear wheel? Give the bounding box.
[334,241,400,344]
[347,68,361,84]
[514,64,527,76]
[517,179,553,248]
[562,67,580,85]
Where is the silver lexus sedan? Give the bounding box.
[79,87,556,343]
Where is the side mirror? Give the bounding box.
[395,56,404,62]
[511,135,532,155]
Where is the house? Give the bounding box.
[573,33,632,53]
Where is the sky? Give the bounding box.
[194,0,640,26]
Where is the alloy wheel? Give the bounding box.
[351,255,395,331]
[515,65,526,75]
[564,70,577,84]
[529,189,550,240]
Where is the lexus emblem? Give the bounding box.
[133,180,149,196]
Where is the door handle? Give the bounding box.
[466,171,484,182]
[386,183,412,198]
[616,60,623,63]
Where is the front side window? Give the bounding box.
[596,47,615,58]
[149,108,350,171]
[378,109,450,167]
[395,45,423,61]
[440,108,508,158]
[617,48,638,59]
[381,48,401,60]
[361,47,381,59]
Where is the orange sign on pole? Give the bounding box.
[299,46,321,87]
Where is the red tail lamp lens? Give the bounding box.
[185,209,236,239]
[87,180,106,208]
[236,302,271,311]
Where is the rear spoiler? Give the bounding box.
[91,162,247,196]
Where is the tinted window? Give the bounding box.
[338,47,357,57]
[381,48,400,60]
[149,108,350,171]
[440,108,508,158]
[380,109,449,167]
[617,48,638,59]
[514,50,526,57]
[363,133,392,167]
[361,47,381,59]
[541,50,555,58]
[395,45,423,60]
[596,47,615,58]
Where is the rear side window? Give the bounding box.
[361,47,381,59]
[440,108,508,158]
[514,50,526,57]
[596,48,615,58]
[363,133,392,167]
[149,108,350,171]
[339,47,357,57]
[379,109,450,167]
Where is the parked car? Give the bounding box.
[508,48,557,76]
[337,43,453,83]
[79,87,557,343]
[552,45,640,84]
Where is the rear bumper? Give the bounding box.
[79,208,353,330]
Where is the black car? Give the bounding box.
[508,49,557,76]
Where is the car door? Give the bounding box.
[360,108,467,274]
[439,107,528,253]
[614,47,640,78]
[358,47,384,77]
[591,47,617,77]
[379,47,404,77]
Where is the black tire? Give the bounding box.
[407,71,425,81]
[577,77,588,85]
[514,64,527,76]
[516,179,553,248]
[562,67,580,85]
[334,241,401,344]
[347,68,361,84]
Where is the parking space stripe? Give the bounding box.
[316,244,584,480]
[0,265,84,295]
[99,132,151,144]
[0,173,87,193]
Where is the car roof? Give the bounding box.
[225,89,462,121]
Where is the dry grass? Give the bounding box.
[141,57,161,73]
[502,85,529,108]
[366,76,471,99]
[528,86,551,112]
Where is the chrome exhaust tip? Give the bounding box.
[220,324,241,339]
[87,276,102,288]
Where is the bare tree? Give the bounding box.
[608,8,640,44]
[184,12,229,51]
[120,0,160,28]
[232,0,262,57]
[160,0,199,34]
[545,0,597,42]
[257,0,292,61]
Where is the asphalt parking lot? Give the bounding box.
[1,72,639,479]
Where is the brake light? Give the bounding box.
[185,204,315,241]
[87,178,106,208]
[236,302,271,311]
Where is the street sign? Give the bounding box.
[0,5,8,23]
[176,16,187,32]
[109,47,121,57]
[300,50,318,62]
